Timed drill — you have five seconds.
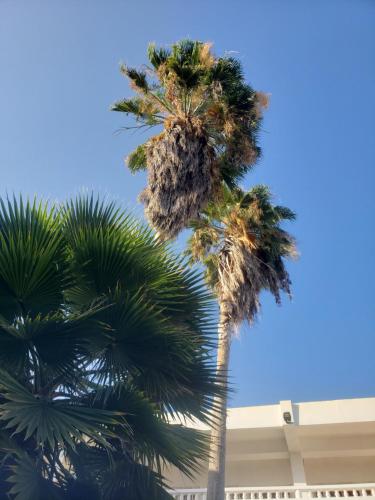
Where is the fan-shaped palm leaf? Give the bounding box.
[0,194,220,498]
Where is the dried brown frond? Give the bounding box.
[226,136,258,167]
[163,114,178,130]
[256,91,270,109]
[226,213,257,250]
[140,118,219,239]
[199,42,215,69]
[223,119,237,137]
[218,239,262,326]
[254,91,270,119]
[217,236,291,327]
[189,225,219,261]
[284,238,299,260]
[156,62,168,83]
[240,138,259,165]
[164,74,182,112]
[148,131,165,145]
[247,200,263,224]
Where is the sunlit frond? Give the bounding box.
[186,184,297,325]
[113,40,267,238]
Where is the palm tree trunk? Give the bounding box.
[206,305,232,500]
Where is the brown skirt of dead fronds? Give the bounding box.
[140,117,218,240]
[218,238,291,327]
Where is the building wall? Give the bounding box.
[305,457,375,484]
[166,465,208,489]
[167,398,375,490]
[166,458,293,489]
[226,459,293,487]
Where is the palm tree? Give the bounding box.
[0,195,221,500]
[186,185,297,500]
[112,40,268,239]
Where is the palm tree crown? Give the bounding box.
[112,40,268,239]
[187,184,297,326]
[0,195,220,500]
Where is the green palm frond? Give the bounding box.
[85,382,210,477]
[100,459,174,500]
[7,454,62,500]
[0,318,29,376]
[0,305,107,383]
[0,197,67,321]
[64,479,101,500]
[274,205,296,221]
[0,193,220,497]
[111,97,161,126]
[67,443,173,500]
[0,369,125,450]
[127,143,147,172]
[25,307,107,379]
[0,429,25,458]
[147,43,170,69]
[120,65,150,93]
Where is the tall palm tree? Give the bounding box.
[112,40,268,239]
[0,195,221,500]
[186,184,297,500]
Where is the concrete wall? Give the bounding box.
[226,459,293,487]
[166,465,208,489]
[305,457,375,484]
[166,458,293,489]
[167,398,375,489]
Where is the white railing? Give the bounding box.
[171,484,375,500]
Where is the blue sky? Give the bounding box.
[1,0,374,407]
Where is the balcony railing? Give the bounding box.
[171,484,375,500]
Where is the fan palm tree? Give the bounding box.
[186,184,297,500]
[0,195,221,500]
[112,39,268,239]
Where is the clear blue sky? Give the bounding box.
[1,0,374,407]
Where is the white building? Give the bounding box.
[168,397,375,499]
